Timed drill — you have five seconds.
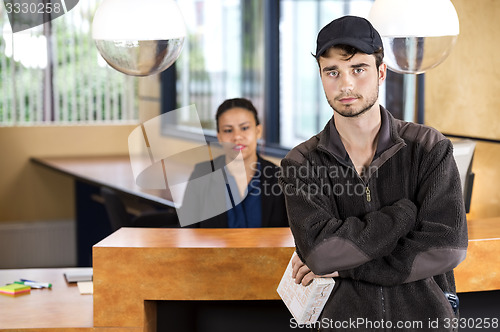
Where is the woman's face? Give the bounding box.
[217,107,262,162]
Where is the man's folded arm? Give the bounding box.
[280,158,418,276]
[339,140,469,286]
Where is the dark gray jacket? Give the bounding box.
[280,106,468,331]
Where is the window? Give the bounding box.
[163,0,404,153]
[0,0,138,126]
[163,0,265,136]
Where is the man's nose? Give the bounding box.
[339,74,354,92]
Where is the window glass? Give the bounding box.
[279,0,383,149]
[174,0,265,135]
[0,0,138,126]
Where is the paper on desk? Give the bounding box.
[77,281,93,295]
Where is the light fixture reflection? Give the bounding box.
[368,0,459,74]
[92,0,186,76]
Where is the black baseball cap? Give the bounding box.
[315,16,383,59]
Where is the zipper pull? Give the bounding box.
[366,186,371,202]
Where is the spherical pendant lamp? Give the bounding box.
[92,0,186,76]
[368,0,459,74]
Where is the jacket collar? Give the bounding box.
[317,106,404,165]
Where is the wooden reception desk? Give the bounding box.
[92,220,500,331]
[454,217,500,293]
[93,228,296,331]
[1,219,499,331]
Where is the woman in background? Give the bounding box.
[181,98,288,228]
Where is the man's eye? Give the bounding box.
[223,129,232,133]
[354,68,364,74]
[328,71,339,77]
[241,126,250,131]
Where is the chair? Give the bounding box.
[100,187,180,231]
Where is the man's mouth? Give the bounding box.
[338,97,358,104]
[233,144,245,151]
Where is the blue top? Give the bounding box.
[226,163,262,228]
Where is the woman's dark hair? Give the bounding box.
[215,98,260,132]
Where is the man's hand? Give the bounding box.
[291,253,339,286]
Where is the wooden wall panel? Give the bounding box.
[0,125,136,222]
[424,0,500,139]
[424,0,500,220]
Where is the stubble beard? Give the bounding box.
[328,88,379,118]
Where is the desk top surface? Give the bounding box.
[94,216,500,250]
[95,227,295,249]
[32,155,177,206]
[0,268,93,329]
[467,216,500,240]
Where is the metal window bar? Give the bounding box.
[35,68,42,123]
[52,18,61,123]
[1,41,6,123]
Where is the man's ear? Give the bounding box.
[378,63,387,86]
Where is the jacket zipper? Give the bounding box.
[316,145,375,203]
[354,171,371,203]
[380,286,386,331]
